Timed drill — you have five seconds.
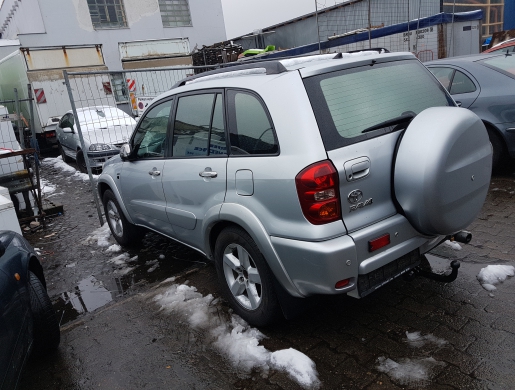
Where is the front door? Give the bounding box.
[161,91,227,249]
[120,98,175,236]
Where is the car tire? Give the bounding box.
[28,271,60,355]
[214,226,282,327]
[76,150,88,173]
[59,143,72,163]
[487,127,506,170]
[103,189,144,247]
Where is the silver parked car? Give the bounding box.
[98,52,492,326]
[56,106,136,172]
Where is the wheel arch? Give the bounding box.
[28,256,47,289]
[97,178,136,225]
[213,203,303,298]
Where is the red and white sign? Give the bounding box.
[34,88,47,104]
[126,79,136,92]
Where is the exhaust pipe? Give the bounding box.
[452,231,472,244]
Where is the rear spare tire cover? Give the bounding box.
[394,107,492,236]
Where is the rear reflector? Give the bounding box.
[335,278,350,289]
[368,234,390,252]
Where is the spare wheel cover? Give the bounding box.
[394,107,492,236]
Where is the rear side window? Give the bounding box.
[304,60,453,150]
[480,55,515,77]
[429,67,454,90]
[450,71,476,94]
[227,90,278,155]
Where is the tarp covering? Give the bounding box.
[260,11,483,59]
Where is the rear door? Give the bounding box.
[303,59,453,233]
[161,91,228,248]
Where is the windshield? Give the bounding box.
[303,59,453,150]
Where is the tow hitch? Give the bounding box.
[404,260,460,283]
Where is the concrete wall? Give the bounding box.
[0,0,226,70]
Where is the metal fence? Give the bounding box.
[0,86,43,221]
[63,65,218,225]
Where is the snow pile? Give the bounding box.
[42,156,77,173]
[154,284,320,389]
[105,244,122,253]
[377,357,444,387]
[109,253,138,275]
[477,265,515,291]
[83,223,112,247]
[42,156,99,180]
[40,178,56,194]
[405,332,447,348]
[443,240,462,251]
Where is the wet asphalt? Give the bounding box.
[17,157,515,390]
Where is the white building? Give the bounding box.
[0,0,227,70]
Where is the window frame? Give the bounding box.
[169,89,229,159]
[129,96,175,160]
[87,0,128,30]
[225,88,280,157]
[158,0,193,28]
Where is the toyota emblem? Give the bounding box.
[348,190,363,204]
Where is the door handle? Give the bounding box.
[148,170,161,177]
[199,171,217,178]
[199,168,217,178]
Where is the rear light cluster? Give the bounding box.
[295,160,341,225]
[44,131,56,138]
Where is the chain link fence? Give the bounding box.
[62,65,217,225]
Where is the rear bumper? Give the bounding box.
[270,214,443,297]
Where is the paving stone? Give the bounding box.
[338,357,377,389]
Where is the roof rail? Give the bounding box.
[171,61,288,89]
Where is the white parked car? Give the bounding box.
[56,106,136,172]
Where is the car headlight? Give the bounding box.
[89,143,113,151]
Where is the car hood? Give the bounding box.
[82,124,134,146]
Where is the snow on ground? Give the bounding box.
[154,284,320,389]
[105,244,122,253]
[477,265,515,291]
[443,240,462,251]
[42,156,99,181]
[40,177,56,195]
[377,356,445,387]
[405,331,447,348]
[109,253,138,275]
[83,223,112,247]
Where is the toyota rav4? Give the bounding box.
[97,52,492,326]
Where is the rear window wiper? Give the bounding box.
[361,113,415,134]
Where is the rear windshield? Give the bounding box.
[303,59,453,150]
[480,55,515,78]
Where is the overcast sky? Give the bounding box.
[221,0,322,38]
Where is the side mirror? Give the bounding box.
[120,143,132,160]
[61,121,74,133]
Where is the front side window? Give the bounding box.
[450,71,477,94]
[133,100,173,159]
[173,93,227,157]
[158,0,192,27]
[304,60,453,150]
[87,0,127,29]
[227,91,278,155]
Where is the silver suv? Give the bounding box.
[98,52,492,326]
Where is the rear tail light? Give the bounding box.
[295,160,341,225]
[45,131,56,138]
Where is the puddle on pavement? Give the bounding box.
[53,251,205,326]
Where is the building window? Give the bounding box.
[87,0,128,29]
[158,0,192,27]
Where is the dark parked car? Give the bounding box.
[426,53,515,168]
[0,230,60,390]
